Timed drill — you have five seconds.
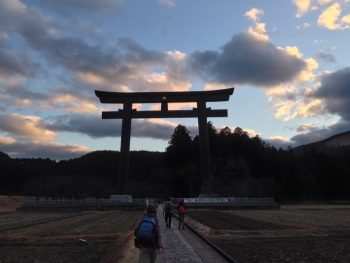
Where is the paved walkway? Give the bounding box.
[156,205,228,263]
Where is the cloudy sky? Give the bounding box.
[1,0,350,159]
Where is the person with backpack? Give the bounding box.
[163,197,174,229]
[134,204,163,263]
[177,199,186,230]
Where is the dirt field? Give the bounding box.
[0,196,33,212]
[0,210,143,263]
[187,205,350,263]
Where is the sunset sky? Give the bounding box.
[1,0,350,159]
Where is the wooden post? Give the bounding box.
[118,102,132,194]
[197,100,212,194]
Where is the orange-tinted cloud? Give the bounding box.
[0,113,56,141]
[317,2,350,30]
[293,0,312,17]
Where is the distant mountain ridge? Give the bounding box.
[294,130,350,155]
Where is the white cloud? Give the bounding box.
[295,22,312,30]
[284,46,303,58]
[271,97,325,121]
[244,128,261,137]
[31,92,101,114]
[293,0,312,17]
[317,2,350,30]
[247,22,269,41]
[318,0,333,4]
[203,82,232,91]
[245,8,269,41]
[266,63,326,122]
[303,22,312,28]
[159,0,176,6]
[342,14,350,23]
[245,8,264,22]
[283,46,319,82]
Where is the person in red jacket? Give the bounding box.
[177,199,186,230]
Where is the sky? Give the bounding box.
[1,0,350,159]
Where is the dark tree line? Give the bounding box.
[164,123,350,200]
[1,123,350,200]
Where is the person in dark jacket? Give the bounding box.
[163,197,174,229]
[177,199,186,229]
[134,204,163,263]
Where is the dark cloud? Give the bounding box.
[0,33,7,46]
[0,48,39,77]
[117,38,164,63]
[0,2,121,73]
[15,13,167,87]
[3,1,305,90]
[39,0,121,13]
[47,114,175,140]
[291,121,350,146]
[288,67,350,146]
[315,51,336,63]
[18,23,117,73]
[1,81,48,101]
[0,140,88,160]
[4,1,308,92]
[296,124,316,133]
[314,67,350,121]
[189,33,306,86]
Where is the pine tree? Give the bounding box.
[165,124,193,165]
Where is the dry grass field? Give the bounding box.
[187,205,350,263]
[0,209,143,263]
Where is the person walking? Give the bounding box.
[134,204,163,263]
[177,199,186,230]
[163,197,174,229]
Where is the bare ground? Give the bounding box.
[0,210,143,263]
[186,205,350,263]
[0,196,33,212]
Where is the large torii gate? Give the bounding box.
[95,88,234,194]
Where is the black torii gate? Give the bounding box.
[95,88,234,194]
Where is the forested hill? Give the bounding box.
[1,124,350,200]
[0,150,165,197]
[295,130,350,155]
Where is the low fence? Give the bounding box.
[18,198,147,211]
[18,196,279,210]
[171,197,279,209]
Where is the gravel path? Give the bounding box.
[156,205,228,263]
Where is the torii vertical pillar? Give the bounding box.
[119,102,132,194]
[197,100,212,194]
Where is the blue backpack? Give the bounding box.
[136,216,156,246]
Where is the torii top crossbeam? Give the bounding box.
[95,88,234,103]
[95,88,234,119]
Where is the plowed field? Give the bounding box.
[0,210,143,263]
[187,205,350,263]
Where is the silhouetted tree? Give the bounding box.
[165,124,193,166]
[218,127,233,164]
